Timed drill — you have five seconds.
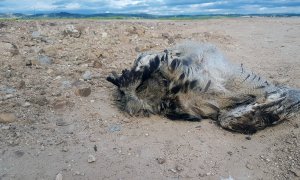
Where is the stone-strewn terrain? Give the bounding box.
[0,18,299,180]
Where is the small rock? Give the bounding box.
[14,150,25,157]
[135,45,151,52]
[31,31,41,39]
[4,94,14,100]
[175,165,184,172]
[38,55,52,65]
[28,96,48,106]
[73,171,80,175]
[25,59,32,66]
[246,162,253,170]
[56,173,63,180]
[17,80,26,89]
[47,69,54,74]
[62,146,68,152]
[122,118,132,123]
[108,124,121,132]
[0,22,7,29]
[168,37,175,44]
[290,169,300,177]
[4,70,12,78]
[89,134,97,142]
[227,151,233,156]
[101,32,108,38]
[127,26,145,36]
[93,61,103,68]
[61,81,72,89]
[156,157,166,164]
[174,34,182,39]
[169,169,177,173]
[0,113,16,123]
[2,125,10,130]
[8,139,20,146]
[23,102,31,107]
[44,46,57,57]
[245,136,251,140]
[94,145,97,152]
[87,154,96,163]
[82,71,92,80]
[221,175,234,180]
[73,171,85,176]
[87,52,97,61]
[206,172,213,176]
[162,33,170,39]
[75,86,91,97]
[40,90,47,95]
[199,173,208,177]
[53,99,68,109]
[63,25,81,38]
[56,118,70,126]
[0,41,19,56]
[54,76,62,80]
[49,22,56,26]
[0,86,16,94]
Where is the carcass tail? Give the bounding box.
[255,87,300,120]
[273,88,300,118]
[218,87,300,133]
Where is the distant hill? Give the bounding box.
[0,12,299,19]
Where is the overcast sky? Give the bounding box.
[0,0,299,15]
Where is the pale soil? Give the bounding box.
[0,17,299,180]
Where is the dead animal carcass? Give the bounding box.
[107,42,300,133]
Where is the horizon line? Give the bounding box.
[2,11,300,16]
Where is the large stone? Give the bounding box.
[0,113,16,123]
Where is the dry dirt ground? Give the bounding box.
[0,18,300,180]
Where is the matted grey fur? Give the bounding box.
[107,42,300,133]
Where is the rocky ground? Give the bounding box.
[0,18,299,180]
